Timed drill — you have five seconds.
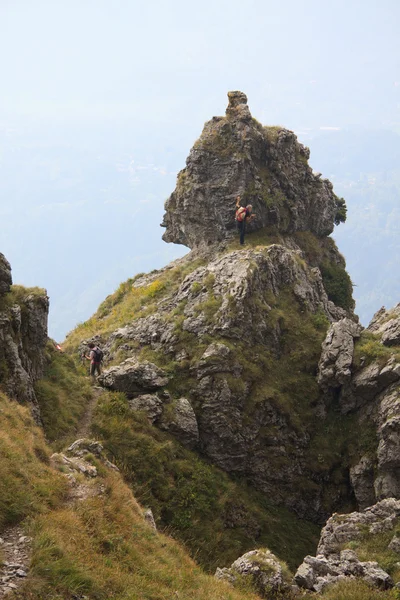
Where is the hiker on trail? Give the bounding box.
[235,195,256,246]
[85,342,103,379]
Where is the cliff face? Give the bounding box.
[319,305,400,511]
[0,253,49,421]
[161,91,345,249]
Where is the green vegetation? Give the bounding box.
[335,196,348,225]
[263,125,282,143]
[353,330,400,368]
[193,119,240,159]
[0,391,260,600]
[320,261,354,310]
[0,391,66,530]
[64,258,206,350]
[344,518,400,583]
[21,468,260,600]
[92,391,319,573]
[34,341,92,449]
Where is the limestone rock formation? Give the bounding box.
[215,549,291,597]
[0,253,12,294]
[295,499,400,592]
[318,318,362,390]
[369,304,400,347]
[317,302,400,509]
[128,394,164,423]
[161,91,345,249]
[0,254,49,421]
[161,397,199,449]
[98,357,168,398]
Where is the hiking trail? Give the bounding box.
[76,386,104,439]
[0,526,31,598]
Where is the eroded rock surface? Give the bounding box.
[98,357,168,398]
[161,91,344,249]
[216,549,291,597]
[295,499,400,592]
[318,318,362,390]
[0,254,11,295]
[0,254,49,421]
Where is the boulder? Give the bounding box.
[215,549,291,597]
[128,394,164,423]
[318,318,362,390]
[163,398,199,449]
[98,358,168,398]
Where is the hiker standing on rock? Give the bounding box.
[85,342,103,380]
[235,196,256,245]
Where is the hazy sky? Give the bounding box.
[1,0,399,129]
[1,0,399,339]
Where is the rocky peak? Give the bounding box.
[161,91,345,249]
[225,90,252,121]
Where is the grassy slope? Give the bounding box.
[34,341,93,450]
[0,391,261,600]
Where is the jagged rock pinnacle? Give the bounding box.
[161,91,342,249]
[225,90,252,121]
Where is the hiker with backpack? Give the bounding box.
[235,195,256,245]
[85,342,103,379]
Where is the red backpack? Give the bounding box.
[235,207,247,222]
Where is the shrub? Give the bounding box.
[320,261,354,310]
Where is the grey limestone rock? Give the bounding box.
[143,508,157,530]
[128,394,164,423]
[294,499,400,592]
[318,318,362,391]
[161,91,343,250]
[162,397,199,449]
[215,549,291,597]
[0,253,12,294]
[98,357,168,398]
[0,276,49,421]
[350,455,376,510]
[368,304,400,347]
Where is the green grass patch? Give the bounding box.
[64,258,205,350]
[0,391,67,530]
[353,331,400,368]
[34,341,93,449]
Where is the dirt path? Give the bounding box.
[76,386,104,439]
[0,388,105,596]
[0,526,31,598]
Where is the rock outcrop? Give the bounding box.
[318,318,362,390]
[98,357,168,398]
[0,255,49,421]
[295,499,400,592]
[216,549,291,597]
[317,303,400,510]
[161,91,345,249]
[0,253,12,294]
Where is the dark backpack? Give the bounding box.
[93,347,104,363]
